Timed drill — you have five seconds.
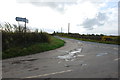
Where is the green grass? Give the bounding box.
[61,36,119,45]
[2,36,65,59]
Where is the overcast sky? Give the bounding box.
[0,0,119,35]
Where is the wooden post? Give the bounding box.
[24,18,26,33]
[17,21,20,32]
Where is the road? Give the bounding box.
[2,37,119,79]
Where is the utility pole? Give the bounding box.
[68,23,70,34]
[61,27,62,33]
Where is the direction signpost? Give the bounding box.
[15,17,28,23]
[15,17,28,32]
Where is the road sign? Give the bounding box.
[15,17,29,33]
[15,17,28,23]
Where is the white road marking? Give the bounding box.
[113,48,118,50]
[25,69,72,78]
[77,55,85,57]
[114,58,120,61]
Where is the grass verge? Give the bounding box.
[61,36,119,45]
[2,36,65,59]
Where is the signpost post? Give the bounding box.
[15,17,28,33]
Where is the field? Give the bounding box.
[54,33,119,45]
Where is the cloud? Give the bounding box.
[0,0,117,35]
[97,12,107,21]
[16,0,77,13]
[31,2,75,13]
[80,12,108,30]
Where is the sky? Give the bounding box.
[0,0,119,35]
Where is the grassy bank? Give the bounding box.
[2,36,65,59]
[61,36,119,45]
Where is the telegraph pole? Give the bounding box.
[68,23,70,34]
[61,27,62,33]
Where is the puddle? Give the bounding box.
[57,48,83,61]
[96,53,108,56]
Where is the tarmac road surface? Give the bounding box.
[2,37,119,79]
